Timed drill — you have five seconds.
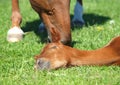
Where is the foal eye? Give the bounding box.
[50,46,57,49]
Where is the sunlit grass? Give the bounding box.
[0,0,120,85]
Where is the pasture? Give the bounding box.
[0,0,120,85]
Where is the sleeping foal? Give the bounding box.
[34,36,120,70]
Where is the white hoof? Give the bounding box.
[7,26,24,42]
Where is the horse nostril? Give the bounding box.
[47,38,51,43]
[36,58,50,70]
[47,36,52,43]
[61,39,71,46]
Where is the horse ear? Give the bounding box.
[50,27,61,43]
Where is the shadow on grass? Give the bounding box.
[22,20,48,44]
[22,13,111,44]
[71,13,111,30]
[83,13,111,26]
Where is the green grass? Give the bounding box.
[0,0,120,85]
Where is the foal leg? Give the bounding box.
[7,0,24,42]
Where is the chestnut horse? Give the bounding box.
[7,0,83,45]
[35,36,120,70]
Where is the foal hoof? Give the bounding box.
[7,26,24,42]
[35,58,50,70]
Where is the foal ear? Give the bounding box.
[34,55,40,60]
[108,36,120,50]
[50,27,61,43]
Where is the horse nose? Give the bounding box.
[35,58,50,70]
[61,39,71,46]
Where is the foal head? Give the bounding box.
[34,42,69,70]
